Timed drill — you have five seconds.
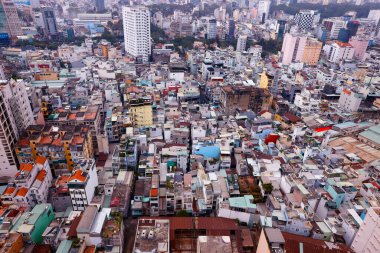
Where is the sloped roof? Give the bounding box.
[16,187,28,197]
[283,232,354,253]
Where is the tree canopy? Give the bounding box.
[271,3,380,19]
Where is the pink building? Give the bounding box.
[281,33,322,65]
[349,36,368,61]
[281,33,307,65]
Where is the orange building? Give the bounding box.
[15,125,93,175]
[34,72,59,81]
[0,233,24,253]
[302,38,323,66]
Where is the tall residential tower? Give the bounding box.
[42,7,58,37]
[122,6,151,63]
[0,80,35,177]
[0,0,23,37]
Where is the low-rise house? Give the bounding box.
[68,159,98,211]
[11,204,55,244]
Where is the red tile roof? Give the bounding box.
[52,138,63,146]
[39,136,52,145]
[20,163,33,172]
[17,138,30,147]
[56,175,70,186]
[126,86,143,93]
[3,187,16,195]
[35,156,47,165]
[69,170,86,182]
[343,88,352,95]
[68,113,77,120]
[36,169,47,181]
[84,112,96,120]
[16,187,28,197]
[336,41,352,48]
[71,136,84,145]
[283,112,301,123]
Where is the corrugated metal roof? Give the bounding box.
[56,240,73,253]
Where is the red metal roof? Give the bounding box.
[283,232,354,253]
[315,126,333,132]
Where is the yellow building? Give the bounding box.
[15,125,93,173]
[101,41,110,59]
[301,39,322,66]
[130,101,153,127]
[259,70,269,89]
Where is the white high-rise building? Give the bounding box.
[351,207,380,253]
[368,9,380,23]
[1,0,23,37]
[0,79,35,178]
[323,41,355,63]
[257,0,271,23]
[236,35,247,52]
[122,6,151,63]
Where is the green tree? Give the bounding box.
[176,210,190,217]
[151,24,169,43]
[262,183,273,194]
[271,3,380,19]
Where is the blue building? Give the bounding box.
[276,20,287,40]
[347,20,360,37]
[0,33,10,46]
[324,179,345,209]
[95,0,105,12]
[228,19,235,40]
[66,28,75,41]
[338,28,350,43]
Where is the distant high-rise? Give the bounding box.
[0,4,7,34]
[294,10,320,30]
[122,6,151,63]
[236,35,247,52]
[257,0,271,23]
[349,36,369,61]
[207,19,217,39]
[95,0,105,12]
[323,18,345,39]
[276,20,287,40]
[281,33,322,66]
[337,28,350,43]
[42,7,58,36]
[228,19,235,40]
[0,0,23,37]
[66,27,75,41]
[316,25,329,42]
[346,20,360,37]
[368,9,380,24]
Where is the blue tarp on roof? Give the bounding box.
[194,146,220,159]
